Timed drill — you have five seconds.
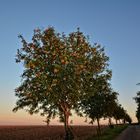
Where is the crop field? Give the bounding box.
[0,125,107,140]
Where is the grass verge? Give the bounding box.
[88,124,128,140]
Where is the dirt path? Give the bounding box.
[115,125,140,140]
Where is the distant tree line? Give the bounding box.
[13,27,131,140]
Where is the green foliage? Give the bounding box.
[80,59,112,133]
[13,27,110,139]
[104,91,118,118]
[134,91,140,123]
[82,75,111,118]
[124,113,132,124]
[113,103,132,124]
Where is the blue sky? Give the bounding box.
[0,0,140,125]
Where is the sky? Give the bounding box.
[0,0,140,125]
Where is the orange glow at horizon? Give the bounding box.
[0,109,137,126]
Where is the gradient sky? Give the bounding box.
[0,0,140,125]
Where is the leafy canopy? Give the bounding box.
[134,91,140,123]
[13,27,109,122]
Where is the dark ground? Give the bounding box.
[0,125,107,140]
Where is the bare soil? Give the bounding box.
[0,125,107,140]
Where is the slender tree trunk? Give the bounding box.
[138,119,140,124]
[64,110,74,140]
[119,119,121,124]
[60,102,74,140]
[108,117,112,126]
[97,117,101,135]
[115,119,118,125]
[109,117,114,128]
[123,119,126,124]
[64,111,69,139]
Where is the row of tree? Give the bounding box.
[82,90,132,134]
[13,27,131,140]
[134,91,140,123]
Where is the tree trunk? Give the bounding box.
[109,117,112,126]
[115,119,118,125]
[123,119,126,124]
[64,110,74,140]
[60,102,74,140]
[96,117,101,136]
[119,119,121,124]
[109,117,114,128]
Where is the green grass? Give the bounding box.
[88,124,128,140]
